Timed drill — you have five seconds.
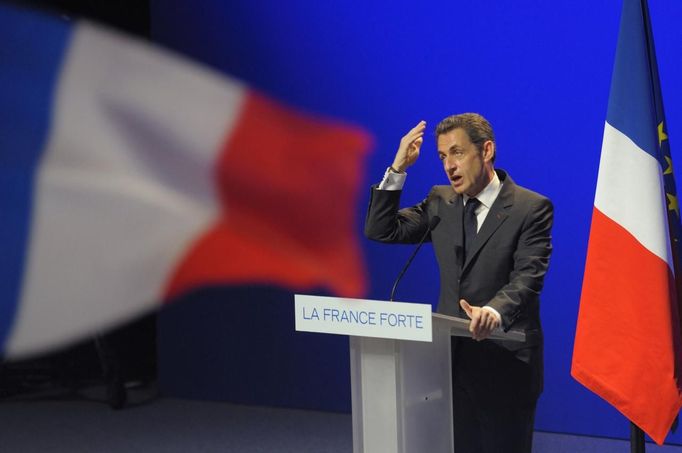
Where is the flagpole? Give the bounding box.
[630,422,645,453]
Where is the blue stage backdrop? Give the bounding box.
[153,0,682,444]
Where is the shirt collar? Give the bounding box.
[464,170,501,209]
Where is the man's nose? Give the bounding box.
[445,157,457,172]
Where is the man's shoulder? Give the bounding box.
[430,185,455,196]
[511,183,551,204]
[427,185,458,203]
[500,169,552,207]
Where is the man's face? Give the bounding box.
[437,128,494,197]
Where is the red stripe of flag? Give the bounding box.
[572,207,682,444]
[164,92,372,299]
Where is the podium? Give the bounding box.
[294,295,525,453]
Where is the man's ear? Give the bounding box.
[483,140,495,163]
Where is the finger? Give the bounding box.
[408,121,426,136]
[490,314,500,330]
[476,328,490,341]
[480,313,500,340]
[404,130,425,145]
[475,324,487,341]
[487,312,500,331]
[459,300,473,318]
[474,313,493,340]
[469,310,481,335]
[471,317,486,341]
[482,313,495,332]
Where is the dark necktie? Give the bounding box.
[463,197,481,259]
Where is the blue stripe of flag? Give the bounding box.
[606,0,658,160]
[0,5,73,355]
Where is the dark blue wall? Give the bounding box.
[153,0,682,443]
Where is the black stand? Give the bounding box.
[630,422,645,453]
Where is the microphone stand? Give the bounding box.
[389,216,440,301]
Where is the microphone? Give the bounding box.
[389,216,441,301]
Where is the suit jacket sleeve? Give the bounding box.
[364,185,432,244]
[486,196,554,330]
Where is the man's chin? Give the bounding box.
[450,182,465,194]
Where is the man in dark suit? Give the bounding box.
[365,113,553,453]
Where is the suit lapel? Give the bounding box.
[462,174,515,273]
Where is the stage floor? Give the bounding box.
[1,389,680,452]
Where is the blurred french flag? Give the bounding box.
[0,4,371,359]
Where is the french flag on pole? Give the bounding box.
[0,5,370,359]
[572,0,682,445]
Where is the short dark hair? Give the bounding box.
[435,113,495,161]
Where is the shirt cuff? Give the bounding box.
[378,167,407,190]
[482,306,502,325]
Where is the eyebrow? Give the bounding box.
[440,145,462,153]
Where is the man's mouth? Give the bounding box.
[451,175,463,184]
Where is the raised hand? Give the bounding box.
[392,120,426,173]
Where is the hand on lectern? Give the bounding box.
[391,121,426,173]
[460,299,500,341]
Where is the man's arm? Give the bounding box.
[364,186,431,244]
[365,121,430,244]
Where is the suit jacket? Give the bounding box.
[365,169,553,393]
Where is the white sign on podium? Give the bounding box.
[295,294,432,342]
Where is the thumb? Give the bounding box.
[459,299,473,318]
